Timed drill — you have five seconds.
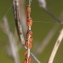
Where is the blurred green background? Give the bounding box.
[0,0,63,63]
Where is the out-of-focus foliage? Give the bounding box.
[0,0,63,63]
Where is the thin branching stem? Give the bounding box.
[48,29,63,63]
[38,0,63,25]
[43,8,63,25]
[12,0,41,63]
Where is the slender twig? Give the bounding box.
[12,0,41,63]
[48,29,63,63]
[3,16,20,63]
[38,0,63,25]
[43,8,63,24]
[31,53,41,63]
